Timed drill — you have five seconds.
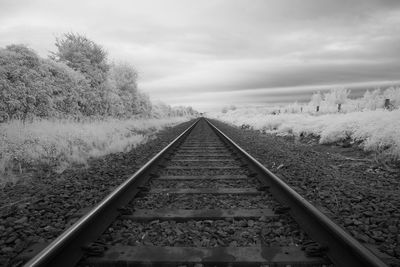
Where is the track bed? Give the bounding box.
[21,119,387,267]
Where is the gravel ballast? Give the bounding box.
[3,117,398,265]
[167,160,238,167]
[149,178,261,188]
[130,193,278,210]
[0,119,195,266]
[210,119,400,263]
[99,216,308,247]
[160,168,249,176]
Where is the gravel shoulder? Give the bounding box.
[210,119,400,264]
[0,119,195,266]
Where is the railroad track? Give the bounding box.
[21,118,387,267]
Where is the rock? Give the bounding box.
[229,240,238,247]
[259,216,268,222]
[226,228,235,235]
[224,217,234,223]
[394,246,400,257]
[143,240,152,246]
[13,241,26,253]
[240,231,250,238]
[210,120,400,262]
[193,238,201,247]
[217,239,225,246]
[43,225,57,233]
[13,224,24,230]
[238,220,247,227]
[1,247,13,253]
[355,232,370,243]
[5,235,17,244]
[344,218,353,226]
[388,226,397,234]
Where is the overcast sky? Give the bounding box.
[1,0,399,111]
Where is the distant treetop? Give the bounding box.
[51,33,109,87]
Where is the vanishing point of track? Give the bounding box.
[22,118,387,267]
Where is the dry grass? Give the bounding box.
[212,109,400,161]
[0,117,190,184]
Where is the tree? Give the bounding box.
[229,105,237,111]
[152,101,171,117]
[5,44,40,69]
[362,89,383,111]
[40,59,90,117]
[0,45,45,120]
[383,87,400,109]
[52,33,109,87]
[287,101,301,113]
[108,63,138,93]
[1,39,194,120]
[134,92,152,116]
[106,63,139,116]
[310,91,322,112]
[105,62,153,117]
[151,102,198,118]
[324,88,349,112]
[0,44,92,119]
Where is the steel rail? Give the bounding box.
[206,118,387,267]
[23,119,199,267]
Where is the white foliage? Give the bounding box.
[361,89,384,110]
[211,108,400,159]
[383,87,400,107]
[210,86,400,159]
[324,88,349,105]
[310,91,322,106]
[0,117,190,183]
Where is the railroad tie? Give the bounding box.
[155,175,249,180]
[22,118,387,267]
[85,246,328,266]
[147,188,262,195]
[121,208,277,221]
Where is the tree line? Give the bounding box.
[220,87,400,115]
[0,33,196,121]
[309,87,400,113]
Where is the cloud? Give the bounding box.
[1,0,399,111]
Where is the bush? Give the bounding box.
[52,33,109,87]
[0,45,93,119]
[0,117,190,184]
[0,36,197,120]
